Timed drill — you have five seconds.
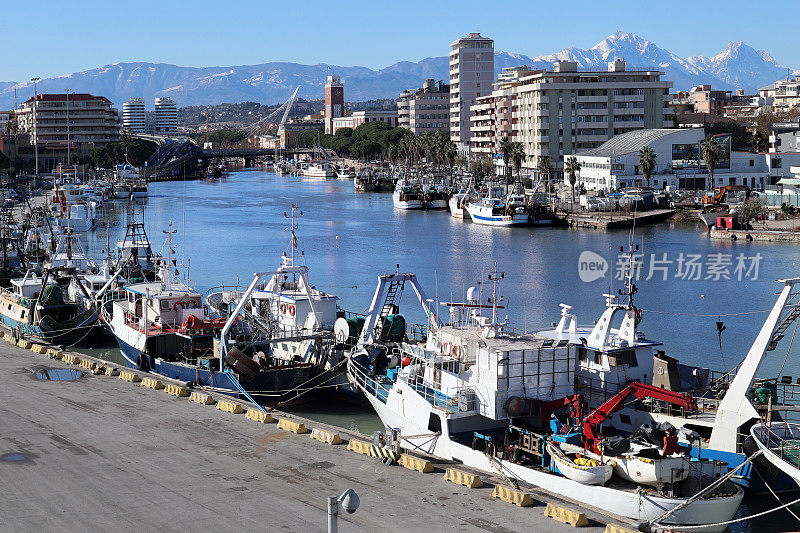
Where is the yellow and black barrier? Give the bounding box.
[47,349,63,360]
[17,339,32,350]
[398,453,434,473]
[369,445,398,464]
[544,503,589,527]
[79,359,97,372]
[346,439,372,456]
[142,377,165,390]
[62,353,81,365]
[277,418,309,434]
[310,428,343,445]
[443,468,482,488]
[604,524,638,533]
[190,391,215,405]
[3,333,12,342]
[119,371,142,383]
[30,344,48,354]
[104,366,120,376]
[165,383,189,397]
[216,399,245,414]
[492,485,534,507]
[245,409,274,423]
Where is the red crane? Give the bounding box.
[582,381,698,455]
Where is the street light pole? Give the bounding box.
[65,88,71,168]
[32,77,40,177]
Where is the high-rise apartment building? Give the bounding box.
[325,75,344,134]
[122,97,146,133]
[514,59,673,169]
[449,33,494,150]
[397,79,450,134]
[154,97,178,135]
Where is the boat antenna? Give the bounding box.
[618,229,639,309]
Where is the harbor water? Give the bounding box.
[73,170,800,530]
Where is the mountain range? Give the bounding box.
[0,32,793,110]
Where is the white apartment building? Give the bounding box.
[122,97,146,133]
[330,110,398,135]
[154,97,178,135]
[761,74,800,112]
[513,59,673,171]
[397,79,450,134]
[15,93,120,170]
[449,32,494,150]
[572,128,800,192]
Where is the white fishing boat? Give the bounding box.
[750,422,800,486]
[392,180,423,210]
[465,188,528,227]
[448,190,472,219]
[335,166,355,179]
[130,180,148,199]
[547,441,614,485]
[303,160,336,179]
[58,202,98,232]
[610,442,690,487]
[347,267,743,532]
[422,184,447,209]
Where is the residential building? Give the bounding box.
[15,93,120,170]
[449,32,494,150]
[397,79,450,134]
[331,110,398,135]
[769,118,800,152]
[154,97,178,135]
[122,97,146,133]
[572,128,800,192]
[280,119,323,148]
[325,75,344,134]
[469,66,536,161]
[0,111,12,134]
[762,74,800,111]
[515,58,673,170]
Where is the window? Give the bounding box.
[749,159,754,167]
[428,413,442,433]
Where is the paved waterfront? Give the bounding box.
[0,340,606,533]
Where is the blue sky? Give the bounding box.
[4,0,799,81]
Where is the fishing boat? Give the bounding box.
[392,180,423,210]
[750,422,800,486]
[346,266,743,531]
[353,171,375,192]
[130,180,148,199]
[303,160,336,179]
[422,184,447,209]
[335,166,355,179]
[57,202,98,232]
[465,188,528,227]
[448,189,472,219]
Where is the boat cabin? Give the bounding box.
[253,272,339,332]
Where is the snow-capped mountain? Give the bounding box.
[0,32,791,109]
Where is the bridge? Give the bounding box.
[142,141,332,181]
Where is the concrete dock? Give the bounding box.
[565,209,674,230]
[0,339,618,533]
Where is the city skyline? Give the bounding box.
[3,0,799,82]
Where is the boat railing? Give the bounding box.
[754,421,800,468]
[347,358,392,404]
[398,370,472,413]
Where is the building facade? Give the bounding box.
[449,32,494,150]
[325,75,344,134]
[122,97,146,133]
[15,93,119,170]
[154,97,178,135]
[469,66,535,161]
[397,79,450,134]
[770,119,800,152]
[572,128,798,192]
[331,111,398,135]
[515,59,673,170]
[762,74,800,112]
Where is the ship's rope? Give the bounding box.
[652,493,800,530]
[752,459,800,524]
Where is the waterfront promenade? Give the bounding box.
[0,338,609,533]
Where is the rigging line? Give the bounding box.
[777,318,798,378]
[639,308,772,317]
[751,464,800,524]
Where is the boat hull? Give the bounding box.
[750,423,800,487]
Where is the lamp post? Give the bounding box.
[32,77,40,177]
[65,88,71,168]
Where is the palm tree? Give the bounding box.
[510,142,525,181]
[564,156,581,205]
[701,135,721,191]
[538,156,553,193]
[638,145,656,188]
[498,136,513,184]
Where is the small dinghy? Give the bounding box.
[751,422,800,486]
[547,441,613,486]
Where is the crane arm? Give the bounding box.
[582,381,697,454]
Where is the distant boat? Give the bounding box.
[336,166,355,179]
[465,188,528,227]
[392,180,424,210]
[303,161,336,179]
